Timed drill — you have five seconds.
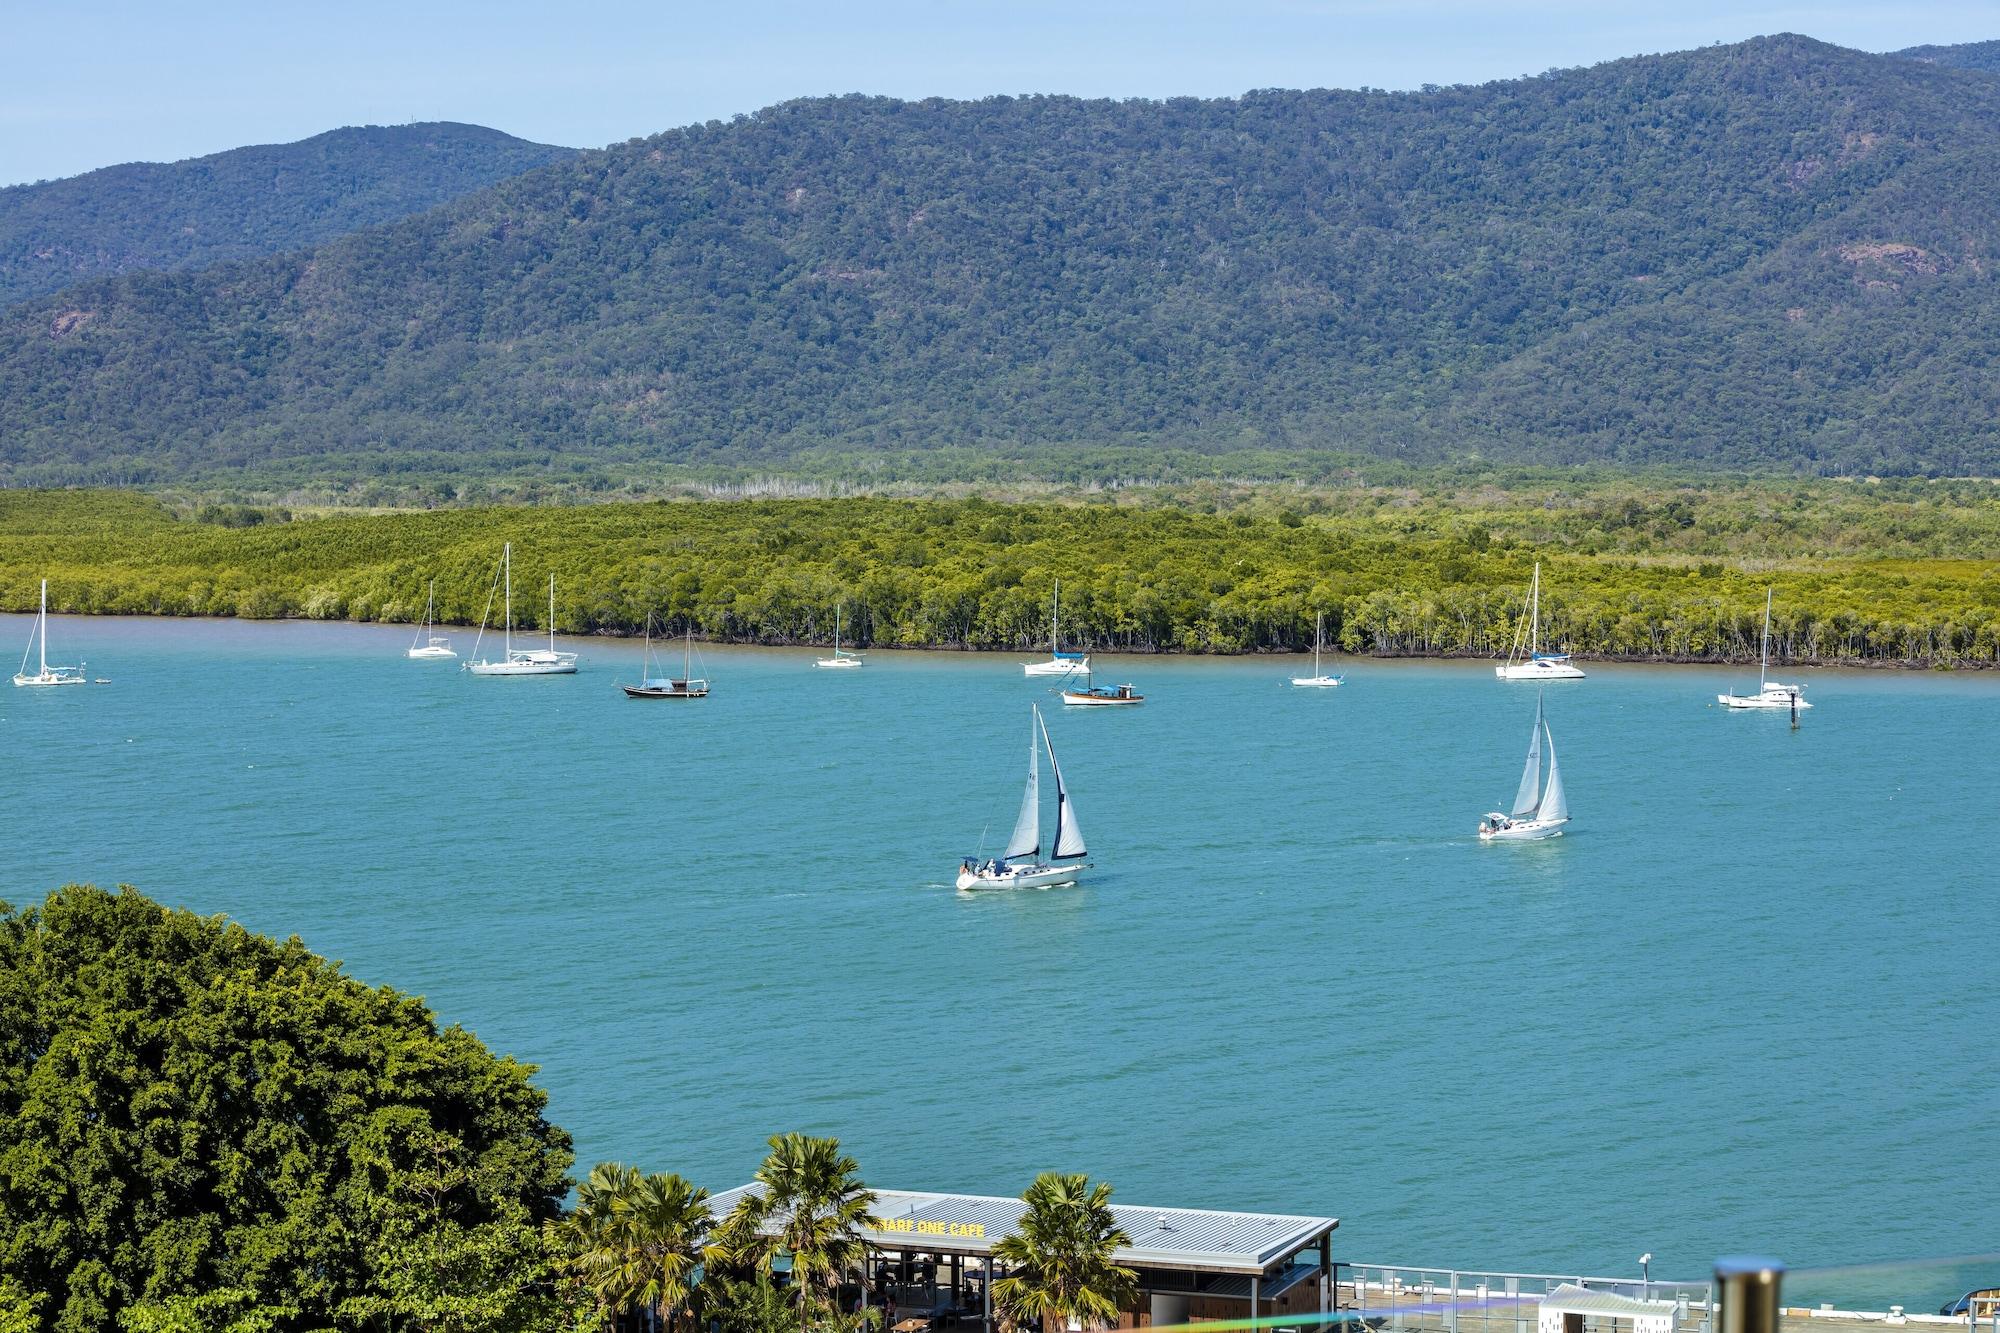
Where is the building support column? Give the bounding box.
[984,1254,994,1333]
[1252,1275,1262,1332]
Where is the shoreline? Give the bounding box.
[13,607,1997,672]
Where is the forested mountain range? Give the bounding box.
[0,123,574,307]
[1893,39,2000,72]
[4,35,2000,486]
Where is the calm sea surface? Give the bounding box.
[8,615,1995,1307]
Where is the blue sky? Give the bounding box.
[4,0,1997,186]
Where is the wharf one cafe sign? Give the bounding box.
[875,1217,988,1239]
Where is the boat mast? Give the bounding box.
[547,573,557,654]
[1313,611,1323,676]
[502,542,513,658]
[1051,580,1060,655]
[1760,587,1772,691]
[38,578,48,676]
[1529,564,1540,658]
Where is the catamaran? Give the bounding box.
[1496,562,1585,680]
[622,614,709,698]
[1023,579,1089,677]
[1718,588,1811,711]
[406,579,457,659]
[13,579,86,686]
[463,543,578,676]
[957,704,1091,890]
[1059,667,1144,706]
[1479,692,1570,841]
[815,604,863,669]
[1291,612,1343,687]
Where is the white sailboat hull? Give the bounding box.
[956,861,1088,891]
[13,669,86,687]
[1291,675,1342,687]
[465,653,577,676]
[407,644,457,660]
[815,656,861,669]
[1024,656,1088,677]
[1479,817,1568,841]
[1718,686,1811,710]
[1496,658,1585,680]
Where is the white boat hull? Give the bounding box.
[407,646,457,660]
[1718,687,1811,710]
[815,657,861,669]
[13,670,86,687]
[1024,657,1088,677]
[1291,675,1342,687]
[1479,817,1569,841]
[1496,660,1585,680]
[956,861,1088,891]
[465,655,577,676]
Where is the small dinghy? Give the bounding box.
[1479,692,1571,841]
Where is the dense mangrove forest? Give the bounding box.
[2,486,1997,666]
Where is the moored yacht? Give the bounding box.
[622,615,709,698]
[1291,612,1343,687]
[1718,588,1811,711]
[406,579,457,659]
[815,604,863,669]
[1497,563,1585,680]
[12,579,86,686]
[1023,579,1090,677]
[463,543,579,676]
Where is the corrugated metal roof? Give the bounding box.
[1541,1284,1680,1318]
[707,1186,1337,1276]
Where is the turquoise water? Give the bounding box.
[8,615,1996,1308]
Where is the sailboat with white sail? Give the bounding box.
[1496,562,1585,680]
[1291,612,1343,687]
[406,579,457,659]
[815,603,863,669]
[1479,692,1570,841]
[957,703,1091,890]
[622,614,709,698]
[1023,579,1089,677]
[463,543,578,676]
[13,579,86,686]
[1718,588,1811,711]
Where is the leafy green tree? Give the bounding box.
[992,1174,1137,1333]
[721,1135,879,1326]
[0,885,575,1332]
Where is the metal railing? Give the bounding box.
[1335,1264,1713,1333]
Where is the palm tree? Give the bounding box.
[722,1133,880,1325]
[992,1174,1137,1333]
[553,1161,713,1332]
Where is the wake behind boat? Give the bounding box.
[1479,692,1570,841]
[1023,579,1090,677]
[957,703,1090,890]
[1719,588,1811,711]
[13,579,86,687]
[464,543,578,676]
[1497,562,1584,680]
[622,615,709,698]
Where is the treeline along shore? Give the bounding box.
[3,486,1999,667]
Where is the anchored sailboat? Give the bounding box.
[13,579,86,686]
[463,543,578,676]
[406,579,457,659]
[1291,612,1343,687]
[1023,579,1090,677]
[957,704,1091,890]
[622,614,709,698]
[1059,666,1144,706]
[815,603,863,669]
[1497,563,1585,680]
[1479,692,1570,841]
[1718,588,1811,711]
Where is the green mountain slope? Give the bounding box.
[0,123,574,307]
[1893,39,2000,72]
[4,36,2000,485]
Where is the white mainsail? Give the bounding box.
[1040,709,1088,861]
[1003,711,1042,861]
[1537,725,1568,823]
[1510,694,1545,819]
